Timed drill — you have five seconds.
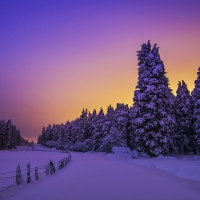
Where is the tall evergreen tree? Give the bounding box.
[0,121,5,149]
[16,129,20,146]
[85,111,95,139]
[45,125,52,143]
[97,104,129,152]
[70,119,80,145]
[78,109,88,142]
[191,66,200,153]
[92,108,105,151]
[6,120,12,149]
[131,41,176,157]
[96,106,114,152]
[0,119,20,149]
[37,134,42,144]
[52,124,59,142]
[62,121,71,144]
[41,126,46,145]
[175,81,194,153]
[11,125,17,149]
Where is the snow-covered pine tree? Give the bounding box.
[0,132,2,150]
[70,119,79,145]
[85,111,94,139]
[62,121,71,144]
[6,120,12,149]
[175,81,194,153]
[127,105,140,150]
[128,42,152,150]
[79,109,88,142]
[191,66,200,153]
[56,124,65,149]
[97,104,129,152]
[113,103,129,147]
[81,110,97,152]
[41,126,46,145]
[132,41,176,157]
[51,124,59,142]
[69,119,83,151]
[102,105,115,137]
[11,125,17,149]
[45,125,52,143]
[106,105,115,123]
[16,129,20,146]
[96,106,114,152]
[37,134,42,144]
[0,120,6,149]
[92,108,105,151]
[70,109,88,151]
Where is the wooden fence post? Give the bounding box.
[27,163,31,183]
[45,164,49,175]
[58,160,61,170]
[68,152,71,162]
[35,167,38,180]
[16,165,22,185]
[50,160,55,174]
[63,157,67,166]
[61,159,63,168]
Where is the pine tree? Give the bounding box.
[51,124,58,142]
[16,129,20,146]
[41,126,46,145]
[57,124,64,149]
[62,121,70,144]
[6,120,12,149]
[78,109,88,142]
[11,125,17,149]
[102,105,115,137]
[132,41,176,157]
[37,134,42,144]
[92,108,105,151]
[96,106,113,152]
[45,125,52,143]
[175,81,194,153]
[85,111,95,139]
[191,66,200,153]
[70,119,80,145]
[0,120,4,149]
[114,103,129,147]
[97,104,129,152]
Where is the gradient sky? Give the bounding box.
[0,0,200,141]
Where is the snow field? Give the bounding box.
[0,150,67,176]
[1,151,200,200]
[130,153,200,182]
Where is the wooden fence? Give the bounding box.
[0,152,71,191]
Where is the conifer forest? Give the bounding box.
[7,41,200,157]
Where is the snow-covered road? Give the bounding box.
[1,152,200,200]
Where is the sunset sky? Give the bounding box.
[0,0,200,141]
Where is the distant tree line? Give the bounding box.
[38,104,129,153]
[19,136,30,146]
[38,41,200,157]
[0,119,20,149]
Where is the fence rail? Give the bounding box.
[0,151,71,191]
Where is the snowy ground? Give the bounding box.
[1,148,200,200]
[131,153,200,182]
[0,148,66,175]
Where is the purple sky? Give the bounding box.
[0,0,200,141]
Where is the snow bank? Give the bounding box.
[111,147,131,154]
[131,153,200,182]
